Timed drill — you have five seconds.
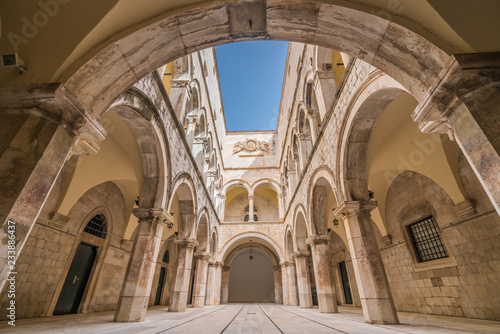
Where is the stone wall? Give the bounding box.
[0,182,131,319]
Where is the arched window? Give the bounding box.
[163,250,170,264]
[244,205,258,222]
[83,214,107,239]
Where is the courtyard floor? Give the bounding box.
[1,304,499,333]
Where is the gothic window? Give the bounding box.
[163,250,169,264]
[83,214,107,239]
[408,216,448,262]
[244,205,258,222]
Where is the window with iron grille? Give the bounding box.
[84,214,107,239]
[408,216,448,262]
[163,250,169,264]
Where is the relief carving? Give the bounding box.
[232,139,270,154]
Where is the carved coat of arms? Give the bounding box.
[233,139,270,155]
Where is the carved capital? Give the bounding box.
[186,114,199,125]
[293,251,310,259]
[132,208,173,225]
[306,234,330,245]
[333,201,377,219]
[208,260,223,268]
[175,238,199,249]
[194,251,212,260]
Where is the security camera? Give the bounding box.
[2,53,26,75]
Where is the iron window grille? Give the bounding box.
[408,216,448,262]
[83,214,107,239]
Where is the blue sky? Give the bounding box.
[215,41,289,131]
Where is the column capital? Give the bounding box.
[293,251,310,259]
[186,114,199,125]
[174,238,199,249]
[333,201,377,219]
[170,78,190,88]
[248,194,255,200]
[132,208,173,224]
[208,261,223,268]
[194,251,212,260]
[222,265,231,272]
[279,261,294,267]
[306,234,330,245]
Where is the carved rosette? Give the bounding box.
[233,139,270,155]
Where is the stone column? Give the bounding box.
[219,195,226,222]
[192,252,211,308]
[286,262,299,306]
[221,265,230,304]
[297,133,310,170]
[169,77,190,120]
[0,108,105,292]
[205,170,216,197]
[205,261,223,305]
[273,265,283,304]
[414,53,500,215]
[115,209,172,322]
[294,252,313,308]
[248,194,255,222]
[280,262,290,305]
[307,235,338,313]
[306,110,319,143]
[191,137,206,170]
[278,193,285,221]
[169,238,199,312]
[334,201,398,324]
[184,115,198,149]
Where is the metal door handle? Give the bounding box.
[73,276,80,284]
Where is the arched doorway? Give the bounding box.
[228,247,275,302]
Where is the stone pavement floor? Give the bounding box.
[0,304,499,334]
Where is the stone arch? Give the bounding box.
[309,167,338,236]
[338,72,407,202]
[109,89,171,209]
[209,226,219,258]
[195,210,209,253]
[63,1,448,122]
[223,179,252,195]
[168,172,197,239]
[293,205,309,253]
[251,178,280,194]
[218,232,284,263]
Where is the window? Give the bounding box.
[244,205,258,222]
[84,214,107,239]
[408,216,448,262]
[163,250,169,264]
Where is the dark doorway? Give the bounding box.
[339,261,353,304]
[54,243,97,315]
[154,267,167,305]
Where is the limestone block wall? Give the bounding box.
[381,157,500,320]
[0,182,131,319]
[218,223,285,260]
[222,132,279,169]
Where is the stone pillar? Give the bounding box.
[334,201,398,324]
[306,110,319,143]
[205,261,223,305]
[115,209,172,322]
[307,235,338,313]
[273,265,283,304]
[191,137,206,170]
[286,262,299,306]
[248,194,255,222]
[0,109,105,292]
[169,77,190,120]
[297,133,310,170]
[169,238,199,312]
[280,262,290,305]
[219,195,226,222]
[192,252,211,308]
[184,115,198,149]
[206,170,216,197]
[294,252,313,308]
[221,265,230,304]
[414,53,500,215]
[278,193,285,221]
